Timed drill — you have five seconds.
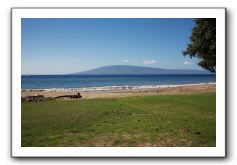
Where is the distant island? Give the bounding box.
[70,65,211,75]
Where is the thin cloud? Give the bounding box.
[143,60,156,65]
[122,59,129,63]
[184,61,193,65]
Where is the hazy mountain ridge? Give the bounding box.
[71,65,211,75]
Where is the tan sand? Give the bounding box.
[21,84,216,100]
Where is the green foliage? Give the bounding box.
[183,18,216,72]
[22,93,216,147]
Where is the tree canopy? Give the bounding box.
[183,18,216,72]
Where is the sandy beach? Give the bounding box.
[21,83,216,100]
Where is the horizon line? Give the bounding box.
[21,64,211,75]
[22,66,214,76]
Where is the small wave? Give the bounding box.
[21,82,216,92]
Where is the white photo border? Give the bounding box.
[11,8,226,157]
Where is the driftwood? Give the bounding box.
[54,92,82,99]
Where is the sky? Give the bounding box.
[21,18,203,75]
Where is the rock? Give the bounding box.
[21,95,46,102]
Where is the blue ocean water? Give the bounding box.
[21,74,216,90]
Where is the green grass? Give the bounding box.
[21,92,216,147]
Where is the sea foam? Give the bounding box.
[21,82,216,93]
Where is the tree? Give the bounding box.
[183,18,216,72]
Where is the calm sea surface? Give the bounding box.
[21,74,216,90]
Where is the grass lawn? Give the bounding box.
[21,92,216,147]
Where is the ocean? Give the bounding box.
[21,74,216,91]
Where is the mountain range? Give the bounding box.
[70,65,211,75]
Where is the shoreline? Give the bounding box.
[21,83,216,99]
[21,82,216,92]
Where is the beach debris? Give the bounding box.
[22,92,82,102]
[54,92,82,99]
[21,95,53,102]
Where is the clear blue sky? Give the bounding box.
[22,18,203,75]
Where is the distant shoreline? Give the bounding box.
[21,83,216,100]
